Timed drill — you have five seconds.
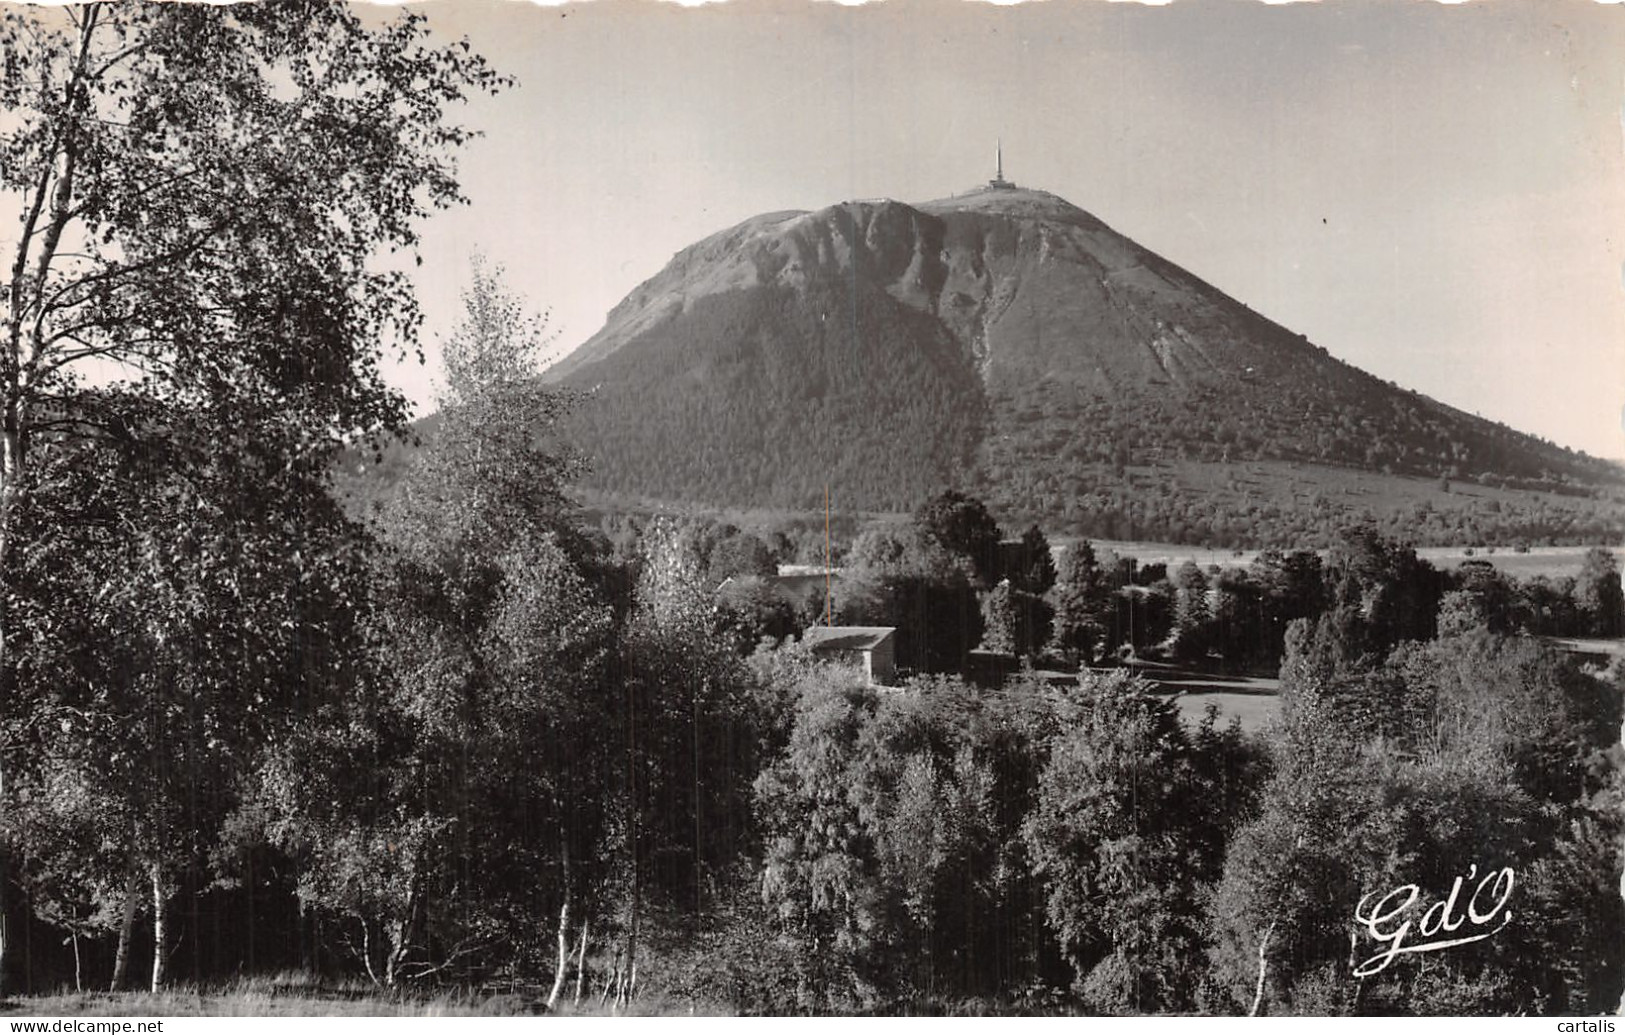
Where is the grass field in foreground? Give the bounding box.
[0,974,555,1017]
[0,990,697,1017]
[0,987,524,1017]
[0,991,735,1018]
[0,971,731,1017]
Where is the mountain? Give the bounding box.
[541,185,1624,547]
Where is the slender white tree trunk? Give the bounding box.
[109,869,139,991]
[1250,921,1276,1017]
[383,878,422,987]
[545,848,572,1011]
[149,865,169,994]
[623,850,639,1007]
[573,918,589,1005]
[384,916,410,987]
[359,920,381,987]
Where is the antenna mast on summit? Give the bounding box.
[990,139,1013,189]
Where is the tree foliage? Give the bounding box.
[254,269,614,986]
[1050,540,1112,662]
[913,490,1002,586]
[0,1,505,992]
[839,524,982,673]
[1021,672,1216,1013]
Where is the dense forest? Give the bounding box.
[972,382,1625,548]
[556,281,988,513]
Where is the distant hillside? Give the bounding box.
[519,186,1625,547]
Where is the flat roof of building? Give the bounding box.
[778,564,841,578]
[802,626,895,651]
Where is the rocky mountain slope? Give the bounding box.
[536,185,1622,546]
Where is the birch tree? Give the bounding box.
[256,266,616,992]
[0,0,505,991]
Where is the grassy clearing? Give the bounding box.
[1413,544,1625,580]
[0,991,493,1017]
[1136,663,1281,735]
[1076,661,1282,735]
[0,974,543,1017]
[1082,536,1621,582]
[1169,688,1281,734]
[0,971,736,1018]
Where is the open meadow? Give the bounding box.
[1084,538,1622,581]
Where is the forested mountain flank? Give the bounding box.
[543,187,1621,545]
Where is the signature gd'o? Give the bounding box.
[1352,864,1515,978]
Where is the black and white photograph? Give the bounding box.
[0,0,1620,1020]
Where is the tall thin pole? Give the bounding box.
[825,484,832,626]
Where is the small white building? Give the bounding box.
[802,625,897,686]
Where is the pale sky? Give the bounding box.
[394,0,1625,460]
